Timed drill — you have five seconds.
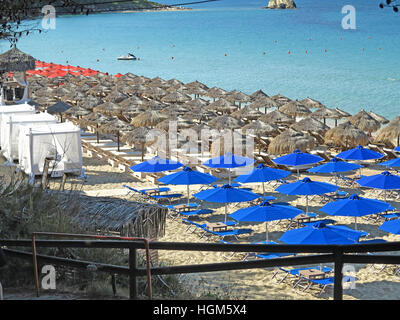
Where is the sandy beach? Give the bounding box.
[13,148,397,300]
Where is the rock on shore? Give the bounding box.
[265,0,297,9]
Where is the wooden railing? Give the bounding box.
[1,239,400,300]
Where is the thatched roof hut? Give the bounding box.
[324,121,370,148]
[268,128,316,155]
[65,194,168,238]
[290,117,330,135]
[374,116,400,146]
[348,109,381,134]
[0,46,36,72]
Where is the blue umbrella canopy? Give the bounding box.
[395,146,400,152]
[336,145,384,161]
[229,200,302,241]
[234,163,291,197]
[380,157,400,168]
[356,171,400,190]
[272,149,324,167]
[279,222,364,245]
[379,219,400,235]
[193,184,260,222]
[203,152,255,183]
[307,157,363,173]
[320,194,391,229]
[158,166,218,205]
[129,156,184,173]
[276,177,339,214]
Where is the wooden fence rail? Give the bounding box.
[1,239,400,300]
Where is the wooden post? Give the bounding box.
[41,158,51,190]
[60,173,67,192]
[333,248,344,300]
[129,247,137,300]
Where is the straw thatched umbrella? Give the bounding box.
[249,96,279,113]
[79,96,104,110]
[148,77,168,88]
[208,114,244,131]
[271,93,292,106]
[205,98,237,114]
[130,110,167,128]
[104,89,129,104]
[268,128,316,155]
[159,104,189,118]
[93,102,123,116]
[259,110,294,125]
[125,84,149,96]
[144,86,167,100]
[279,100,311,121]
[368,111,389,125]
[374,116,400,146]
[181,107,216,124]
[290,117,329,135]
[184,86,208,98]
[98,118,135,151]
[185,80,209,91]
[47,101,73,122]
[230,106,263,121]
[87,84,112,97]
[166,78,184,87]
[143,99,167,111]
[161,91,192,104]
[205,86,227,101]
[183,97,209,109]
[310,107,344,126]
[62,105,91,119]
[242,120,280,137]
[78,112,113,143]
[348,109,381,134]
[118,95,145,108]
[121,126,157,161]
[324,121,370,148]
[225,90,251,107]
[156,117,194,132]
[300,97,326,109]
[0,46,36,72]
[334,107,352,118]
[250,89,269,101]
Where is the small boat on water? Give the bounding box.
[117,53,137,61]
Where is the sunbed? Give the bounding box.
[123,184,183,202]
[272,266,332,284]
[299,275,357,296]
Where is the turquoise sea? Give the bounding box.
[3,0,400,120]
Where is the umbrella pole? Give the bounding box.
[225,205,227,224]
[262,182,265,198]
[354,217,357,230]
[266,222,269,243]
[228,169,231,184]
[187,185,190,206]
[297,168,300,181]
[306,195,309,214]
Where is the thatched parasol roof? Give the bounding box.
[268,128,316,155]
[348,109,381,133]
[97,118,134,134]
[208,114,244,130]
[310,107,343,121]
[184,86,208,96]
[78,96,104,110]
[290,117,329,135]
[155,117,194,132]
[249,96,279,110]
[205,98,237,114]
[47,101,73,114]
[259,110,294,125]
[368,111,389,125]
[271,93,292,106]
[93,102,123,116]
[161,91,192,104]
[66,194,167,237]
[374,116,400,145]
[78,112,113,127]
[104,89,129,104]
[225,90,251,104]
[62,105,92,117]
[279,100,311,118]
[250,89,270,101]
[300,97,326,109]
[0,46,36,72]
[143,99,167,111]
[130,110,167,128]
[230,106,263,120]
[334,107,352,118]
[241,120,280,137]
[324,121,370,148]
[184,97,209,108]
[118,95,145,108]
[205,86,227,99]
[185,80,209,90]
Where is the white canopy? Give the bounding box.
[18,121,83,176]
[0,103,35,141]
[1,112,58,161]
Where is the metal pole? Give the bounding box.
[333,248,344,300]
[129,247,137,300]
[32,234,40,297]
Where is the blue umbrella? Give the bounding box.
[320,193,391,230]
[380,157,400,168]
[203,152,255,183]
[307,157,363,174]
[234,163,291,197]
[129,156,184,173]
[356,171,400,201]
[229,200,303,242]
[279,222,364,245]
[379,219,400,235]
[193,184,260,222]
[158,166,218,205]
[336,145,384,161]
[395,146,400,152]
[275,177,339,214]
[272,149,323,180]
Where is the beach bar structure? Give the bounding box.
[0,112,58,161]
[18,121,83,176]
